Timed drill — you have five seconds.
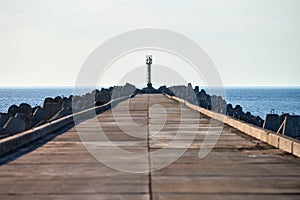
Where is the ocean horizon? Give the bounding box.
[0,86,299,119]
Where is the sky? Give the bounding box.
[0,0,299,87]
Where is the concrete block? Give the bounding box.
[4,116,26,135]
[234,120,251,135]
[173,97,185,104]
[263,114,280,132]
[165,94,172,99]
[198,108,211,118]
[225,117,235,128]
[212,113,226,122]
[250,127,269,143]
[267,133,279,148]
[0,114,9,127]
[292,141,300,157]
[245,125,258,138]
[284,115,300,138]
[185,101,199,111]
[279,136,293,153]
[230,119,237,128]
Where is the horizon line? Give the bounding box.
[0,85,299,89]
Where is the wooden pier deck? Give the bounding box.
[0,94,300,200]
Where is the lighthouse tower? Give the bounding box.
[146,55,152,88]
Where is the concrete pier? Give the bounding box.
[0,94,300,199]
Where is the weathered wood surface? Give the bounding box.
[0,94,299,200]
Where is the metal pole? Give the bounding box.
[146,55,152,88]
[148,64,151,85]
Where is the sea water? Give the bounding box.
[0,87,299,118]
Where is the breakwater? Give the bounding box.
[0,83,136,139]
[1,93,300,199]
[157,84,300,140]
[0,83,299,141]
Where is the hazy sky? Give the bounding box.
[0,0,299,87]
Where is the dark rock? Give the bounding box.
[130,89,140,98]
[96,88,111,104]
[200,89,206,94]
[95,100,106,107]
[32,106,40,114]
[15,112,26,121]
[72,99,85,113]
[4,116,26,135]
[0,113,9,128]
[32,120,46,128]
[243,112,252,123]
[111,87,122,99]
[210,95,227,114]
[7,104,20,116]
[194,86,199,94]
[168,84,198,105]
[234,105,242,111]
[43,98,62,119]
[158,86,174,96]
[233,105,244,119]
[31,107,48,127]
[282,115,300,138]
[226,104,234,117]
[123,83,136,96]
[50,108,72,121]
[219,101,227,114]
[82,99,94,110]
[19,103,32,116]
[62,99,72,110]
[263,114,281,132]
[251,116,264,127]
[0,127,9,137]
[196,89,211,109]
[54,96,62,102]
[82,93,96,109]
